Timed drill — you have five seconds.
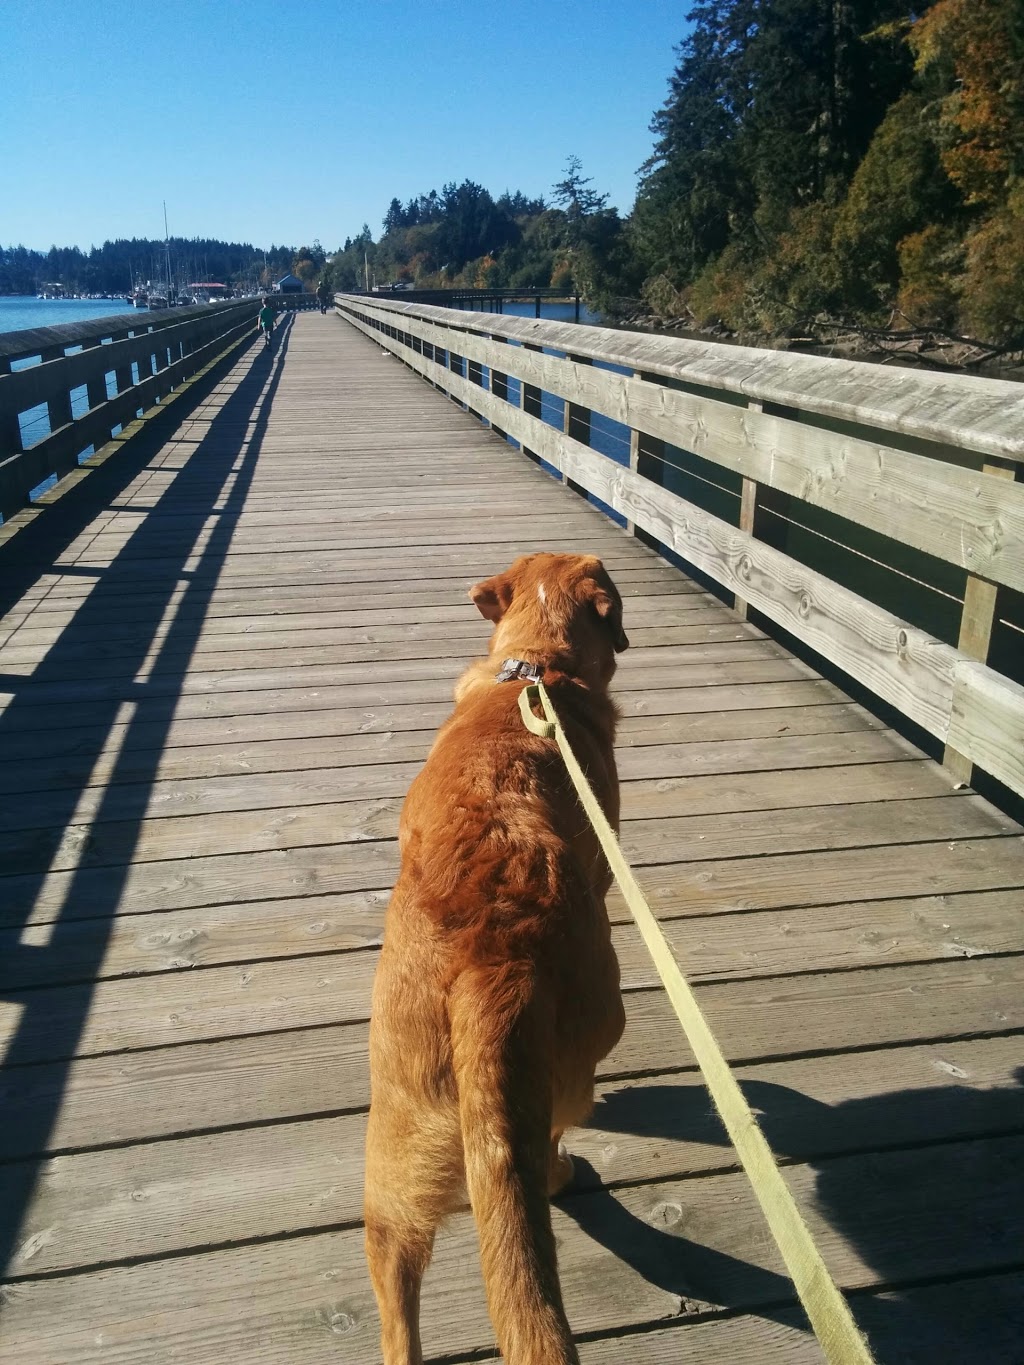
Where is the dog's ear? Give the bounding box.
[469,572,515,623]
[591,587,629,653]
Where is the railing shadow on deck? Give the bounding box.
[0,314,296,1275]
[558,1067,1024,1361]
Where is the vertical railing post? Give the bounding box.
[943,457,1017,782]
[448,345,465,409]
[435,329,450,397]
[137,331,154,386]
[0,357,23,458]
[490,335,509,441]
[520,342,543,464]
[627,371,665,537]
[81,339,115,446]
[83,340,108,414]
[115,347,135,401]
[40,344,73,439]
[733,398,764,620]
[562,354,590,496]
[465,354,483,421]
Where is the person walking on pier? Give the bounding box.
[316,280,330,314]
[257,297,275,349]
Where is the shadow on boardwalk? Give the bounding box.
[0,317,294,1274]
[558,1067,1024,1362]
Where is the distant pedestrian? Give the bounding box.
[316,280,330,314]
[257,297,275,348]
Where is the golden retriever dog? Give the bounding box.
[365,552,629,1364]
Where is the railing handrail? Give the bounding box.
[340,294,1024,464]
[355,287,578,300]
[336,292,1024,803]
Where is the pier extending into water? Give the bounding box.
[0,300,1022,1362]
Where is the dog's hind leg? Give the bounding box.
[364,1106,463,1365]
[547,1130,575,1197]
[364,1212,432,1365]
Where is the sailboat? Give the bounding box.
[145,204,175,308]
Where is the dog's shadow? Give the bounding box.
[551,1068,1024,1359]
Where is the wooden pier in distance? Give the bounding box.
[0,309,1022,1362]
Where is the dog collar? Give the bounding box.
[495,658,544,683]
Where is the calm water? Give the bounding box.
[0,295,140,336]
[458,299,602,326]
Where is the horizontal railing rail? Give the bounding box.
[0,296,311,522]
[336,292,1024,801]
[350,287,583,319]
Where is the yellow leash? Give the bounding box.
[519,682,875,1365]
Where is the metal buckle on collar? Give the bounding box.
[495,657,544,684]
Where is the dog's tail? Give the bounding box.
[450,968,580,1365]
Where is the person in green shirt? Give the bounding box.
[257,298,275,348]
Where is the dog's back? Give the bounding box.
[365,554,628,1365]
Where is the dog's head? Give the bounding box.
[470,553,628,682]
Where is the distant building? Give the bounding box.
[188,282,231,303]
[276,274,304,293]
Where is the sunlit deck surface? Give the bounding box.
[1,310,1022,1363]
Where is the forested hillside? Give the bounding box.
[633,0,1024,344]
[5,0,1020,348]
[320,164,642,311]
[323,0,1022,348]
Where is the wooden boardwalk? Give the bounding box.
[1,310,1022,1363]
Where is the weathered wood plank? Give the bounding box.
[1,788,1011,883]
[6,873,1019,995]
[0,594,719,659]
[4,941,1022,1068]
[0,638,781,691]
[5,1032,1023,1279]
[0,571,698,632]
[0,567,704,632]
[3,1134,1023,1360]
[948,660,1024,801]
[4,994,1019,1163]
[0,726,926,837]
[0,679,860,765]
[5,823,1020,931]
[0,675,861,737]
[0,703,884,797]
[1,628,763,682]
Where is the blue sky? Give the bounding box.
[1,0,691,253]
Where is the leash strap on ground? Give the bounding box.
[518,682,876,1365]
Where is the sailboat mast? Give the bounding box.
[163,201,173,297]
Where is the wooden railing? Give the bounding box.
[0,295,314,522]
[336,292,1024,801]
[353,287,584,319]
